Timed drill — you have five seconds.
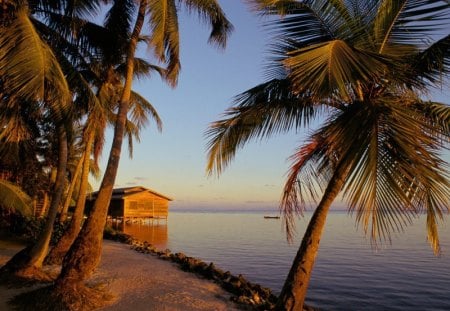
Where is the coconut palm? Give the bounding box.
[46,60,163,264]
[47,1,232,308]
[0,0,106,278]
[207,1,450,310]
[58,147,84,223]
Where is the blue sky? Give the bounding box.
[92,1,450,211]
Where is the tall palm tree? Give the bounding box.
[46,60,163,264]
[207,1,450,310]
[0,0,103,278]
[48,1,232,307]
[58,140,84,223]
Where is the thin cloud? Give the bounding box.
[134,176,148,181]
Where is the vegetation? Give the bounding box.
[0,180,33,217]
[2,0,448,310]
[207,1,450,310]
[1,0,232,309]
[51,2,232,309]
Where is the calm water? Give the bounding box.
[113,211,450,310]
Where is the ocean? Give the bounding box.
[111,211,450,310]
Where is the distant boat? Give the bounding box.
[264,216,280,219]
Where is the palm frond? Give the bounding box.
[0,97,41,143]
[101,0,135,65]
[104,0,135,37]
[265,2,336,47]
[246,0,301,16]
[342,96,449,251]
[129,90,163,132]
[182,0,234,48]
[206,78,321,176]
[116,57,166,80]
[0,6,70,106]
[125,119,139,158]
[424,182,449,255]
[148,0,180,85]
[284,40,391,100]
[0,179,33,217]
[280,136,329,239]
[374,0,450,53]
[413,101,450,141]
[408,34,450,87]
[61,0,102,19]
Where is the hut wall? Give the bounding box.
[123,192,168,219]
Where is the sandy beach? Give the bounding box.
[0,240,240,310]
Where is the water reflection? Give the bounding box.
[108,219,168,249]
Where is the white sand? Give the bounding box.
[0,240,240,310]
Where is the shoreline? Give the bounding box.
[104,229,279,309]
[0,238,241,310]
[0,231,286,310]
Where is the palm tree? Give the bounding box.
[46,60,163,264]
[58,144,84,223]
[207,1,450,310]
[48,1,232,307]
[0,0,103,279]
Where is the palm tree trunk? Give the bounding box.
[59,155,83,223]
[46,132,94,265]
[27,125,68,267]
[54,0,147,288]
[1,124,68,278]
[276,161,351,311]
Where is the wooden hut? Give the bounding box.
[88,186,172,221]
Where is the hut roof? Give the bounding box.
[88,186,173,201]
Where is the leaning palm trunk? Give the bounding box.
[276,161,351,310]
[46,132,94,265]
[1,125,68,279]
[54,1,146,293]
[58,156,83,223]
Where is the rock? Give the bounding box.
[203,262,219,279]
[252,293,261,305]
[193,261,208,273]
[222,271,231,281]
[181,257,199,271]
[174,252,186,263]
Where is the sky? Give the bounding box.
[91,1,450,211]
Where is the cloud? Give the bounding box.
[134,176,148,181]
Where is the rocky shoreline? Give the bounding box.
[103,227,316,311]
[103,228,276,309]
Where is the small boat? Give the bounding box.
[264,216,280,219]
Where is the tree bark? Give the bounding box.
[55,0,147,287]
[28,125,68,267]
[46,131,94,264]
[59,155,83,223]
[276,161,351,311]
